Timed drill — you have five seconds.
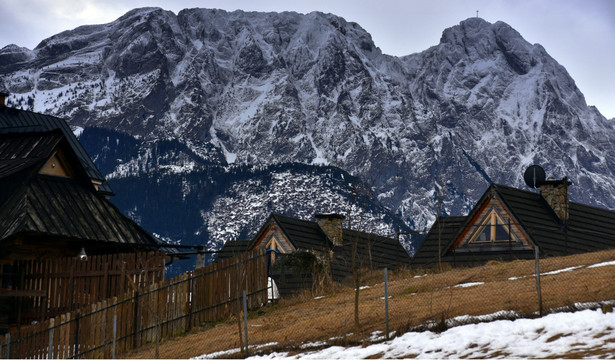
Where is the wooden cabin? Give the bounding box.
[0,103,171,331]
[412,180,615,267]
[217,213,411,296]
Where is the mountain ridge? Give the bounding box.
[2,8,614,256]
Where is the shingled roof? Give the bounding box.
[250,214,332,253]
[0,105,113,196]
[214,240,251,262]
[0,131,163,257]
[412,183,615,267]
[332,226,414,279]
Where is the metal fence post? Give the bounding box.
[243,290,249,358]
[384,268,389,340]
[535,246,543,316]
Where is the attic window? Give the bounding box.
[469,211,516,243]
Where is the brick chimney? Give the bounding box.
[315,213,345,246]
[540,177,571,223]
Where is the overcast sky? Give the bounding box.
[1,0,613,118]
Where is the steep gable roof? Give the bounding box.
[0,130,92,182]
[410,216,467,268]
[251,213,331,253]
[0,105,113,195]
[0,131,162,251]
[332,227,412,278]
[412,183,615,267]
[250,213,411,277]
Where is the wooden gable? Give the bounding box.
[39,148,74,178]
[449,191,534,254]
[413,182,615,268]
[251,220,296,254]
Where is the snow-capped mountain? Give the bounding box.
[2,8,614,252]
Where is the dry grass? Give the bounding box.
[126,249,615,359]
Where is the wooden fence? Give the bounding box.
[5,252,166,327]
[0,249,268,359]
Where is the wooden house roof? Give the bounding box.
[409,216,467,268]
[0,105,113,196]
[253,213,332,253]
[214,240,251,263]
[0,130,63,179]
[0,131,163,254]
[332,227,413,279]
[250,213,411,276]
[412,183,615,267]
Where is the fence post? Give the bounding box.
[112,313,117,359]
[133,291,139,350]
[74,311,80,358]
[48,318,54,359]
[535,246,543,316]
[243,290,248,358]
[188,273,194,331]
[384,268,389,340]
[236,261,244,355]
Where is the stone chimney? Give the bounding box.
[540,177,571,223]
[0,91,8,106]
[315,213,346,246]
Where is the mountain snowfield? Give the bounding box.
[2,8,615,252]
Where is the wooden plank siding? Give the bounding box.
[0,249,268,359]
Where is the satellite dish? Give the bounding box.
[523,165,546,189]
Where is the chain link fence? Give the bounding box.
[190,247,615,358]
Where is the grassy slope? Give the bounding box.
[127,249,615,358]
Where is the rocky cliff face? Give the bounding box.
[2,8,614,250]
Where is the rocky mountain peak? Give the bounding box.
[1,9,614,250]
[433,17,537,75]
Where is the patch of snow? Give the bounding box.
[72,126,84,138]
[454,282,484,288]
[239,308,615,359]
[588,260,615,268]
[542,265,584,276]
